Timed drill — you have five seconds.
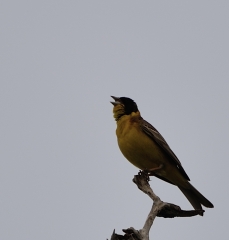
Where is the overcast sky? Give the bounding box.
[1,1,228,240]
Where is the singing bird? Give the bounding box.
[111,96,213,215]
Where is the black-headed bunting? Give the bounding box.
[111,96,213,215]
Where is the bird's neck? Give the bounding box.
[114,111,141,122]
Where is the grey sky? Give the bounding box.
[1,1,228,239]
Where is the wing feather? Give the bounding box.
[140,119,190,181]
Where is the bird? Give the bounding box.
[111,96,213,215]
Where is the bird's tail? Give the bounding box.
[178,182,214,216]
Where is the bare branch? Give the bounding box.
[109,171,203,240]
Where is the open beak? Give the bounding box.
[110,96,122,106]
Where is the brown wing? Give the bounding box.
[140,119,190,181]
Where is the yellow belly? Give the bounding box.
[117,121,166,170]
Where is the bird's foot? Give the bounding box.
[138,170,150,181]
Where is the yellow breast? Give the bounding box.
[116,113,166,170]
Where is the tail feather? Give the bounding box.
[178,182,214,216]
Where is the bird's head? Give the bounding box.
[111,96,139,121]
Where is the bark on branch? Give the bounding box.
[109,171,203,240]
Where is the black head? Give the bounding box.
[111,96,138,115]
